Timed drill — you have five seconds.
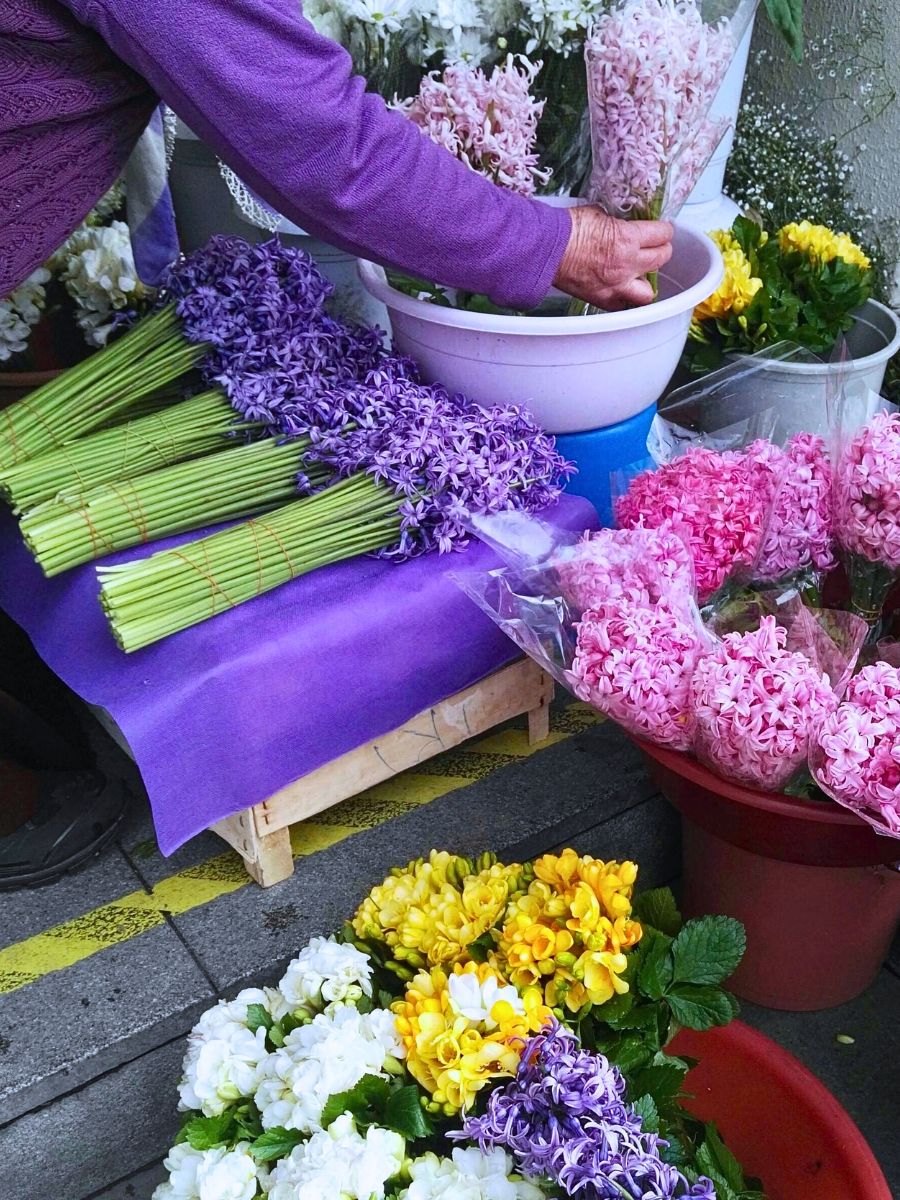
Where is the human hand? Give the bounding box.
[554,205,674,310]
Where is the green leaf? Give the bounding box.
[637,929,675,1000]
[670,917,746,987]
[383,1086,434,1140]
[696,1123,747,1193]
[245,1003,273,1034]
[467,932,495,963]
[320,1074,391,1131]
[630,1093,660,1133]
[763,0,804,61]
[593,991,634,1027]
[667,985,739,1031]
[268,1023,286,1048]
[603,1031,655,1074]
[249,1127,305,1163]
[182,1113,236,1151]
[630,1063,688,1107]
[633,888,683,936]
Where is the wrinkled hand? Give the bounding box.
[554,204,674,310]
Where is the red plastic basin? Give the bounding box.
[636,738,894,869]
[673,1022,891,1199]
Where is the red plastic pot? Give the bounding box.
[672,1022,891,1199]
[0,367,61,409]
[638,740,900,1010]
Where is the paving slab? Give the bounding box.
[169,719,656,991]
[0,925,214,1121]
[0,1037,185,1200]
[741,968,900,1195]
[86,1160,167,1200]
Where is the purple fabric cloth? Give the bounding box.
[2,0,571,306]
[0,496,596,854]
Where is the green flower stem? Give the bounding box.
[20,436,319,576]
[844,552,898,635]
[98,474,403,652]
[0,307,207,470]
[0,391,254,514]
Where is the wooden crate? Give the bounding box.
[211,658,554,885]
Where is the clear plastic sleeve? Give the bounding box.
[583,0,758,220]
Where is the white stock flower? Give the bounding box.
[58,220,147,347]
[447,970,523,1029]
[302,0,346,43]
[278,936,373,1013]
[177,988,276,1116]
[400,1148,543,1200]
[338,0,415,35]
[267,1113,404,1200]
[0,268,50,362]
[255,1006,404,1132]
[151,1142,259,1200]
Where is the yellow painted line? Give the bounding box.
[0,703,602,996]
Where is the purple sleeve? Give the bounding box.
[64,0,572,309]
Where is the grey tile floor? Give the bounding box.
[1,712,897,1199]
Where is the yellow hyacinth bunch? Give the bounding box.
[778,220,871,271]
[352,850,530,970]
[392,960,550,1114]
[492,849,642,1014]
[694,228,764,322]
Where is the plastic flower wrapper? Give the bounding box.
[613,367,783,606]
[583,0,758,223]
[831,384,900,630]
[696,593,868,792]
[455,509,710,751]
[810,654,900,840]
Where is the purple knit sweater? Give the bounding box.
[1,0,571,306]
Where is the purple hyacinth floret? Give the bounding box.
[455,1022,716,1200]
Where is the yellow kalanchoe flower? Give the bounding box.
[694,228,764,322]
[392,961,551,1114]
[493,850,642,1014]
[778,220,871,271]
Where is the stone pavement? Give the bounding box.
[0,705,897,1200]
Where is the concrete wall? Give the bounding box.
[747,0,900,289]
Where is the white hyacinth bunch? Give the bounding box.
[177,987,286,1117]
[267,1113,405,1200]
[278,934,374,1014]
[400,1147,545,1200]
[0,268,51,363]
[56,220,147,348]
[151,1142,260,1200]
[255,1004,405,1132]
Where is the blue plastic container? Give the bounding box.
[555,403,656,527]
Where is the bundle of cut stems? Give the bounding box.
[99,474,403,651]
[0,307,205,470]
[0,391,253,514]
[21,436,320,576]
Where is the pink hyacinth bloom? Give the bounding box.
[584,0,737,218]
[553,525,694,614]
[567,599,706,750]
[614,444,776,602]
[812,660,900,838]
[396,55,551,196]
[691,616,837,791]
[753,432,836,582]
[834,410,900,570]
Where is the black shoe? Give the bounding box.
[0,770,127,890]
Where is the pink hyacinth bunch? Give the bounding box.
[568,599,707,750]
[615,444,776,602]
[395,55,551,196]
[553,525,694,614]
[584,0,738,218]
[691,616,837,791]
[811,660,900,838]
[754,433,836,582]
[834,410,900,570]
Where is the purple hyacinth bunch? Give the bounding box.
[458,1022,716,1200]
[155,235,571,560]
